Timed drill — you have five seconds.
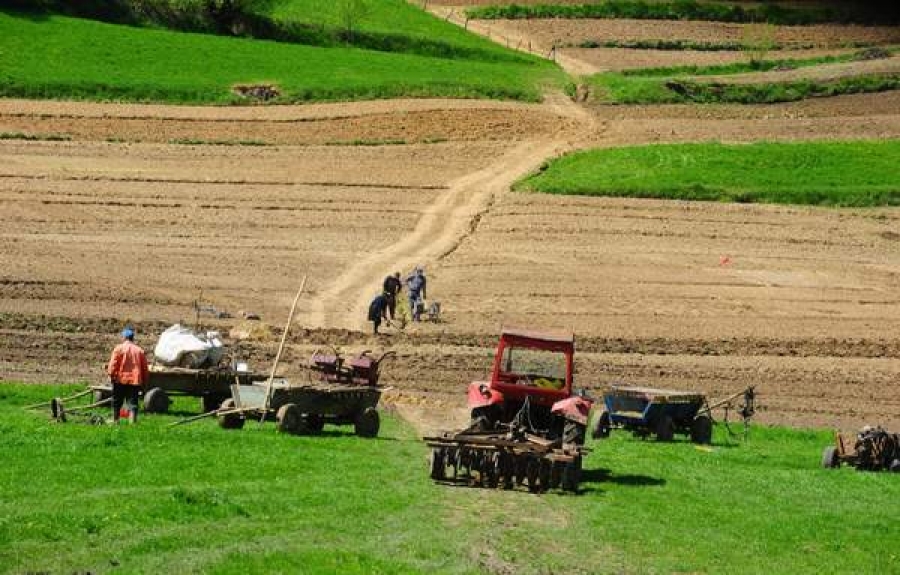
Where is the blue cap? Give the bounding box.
[121,327,135,339]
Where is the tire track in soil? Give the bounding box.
[306,94,599,330]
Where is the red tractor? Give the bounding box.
[426,328,593,492]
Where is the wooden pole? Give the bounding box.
[23,388,93,410]
[259,276,307,423]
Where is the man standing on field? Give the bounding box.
[107,327,149,423]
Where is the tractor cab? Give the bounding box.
[467,328,591,432]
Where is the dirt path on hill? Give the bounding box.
[307,94,601,330]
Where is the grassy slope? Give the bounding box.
[2,383,900,574]
[587,50,900,105]
[0,11,561,103]
[517,141,900,206]
[261,0,519,59]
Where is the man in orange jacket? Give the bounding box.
[107,327,149,423]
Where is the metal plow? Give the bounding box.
[425,428,586,493]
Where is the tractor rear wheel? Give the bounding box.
[143,388,169,414]
[276,403,301,434]
[217,398,244,430]
[563,420,586,446]
[821,446,840,469]
[690,415,713,445]
[655,415,675,442]
[592,410,611,439]
[354,407,380,438]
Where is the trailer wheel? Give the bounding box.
[218,398,244,430]
[93,387,112,403]
[354,407,380,438]
[592,410,611,439]
[690,415,713,445]
[430,447,446,481]
[890,459,900,473]
[655,415,675,442]
[143,388,169,414]
[202,394,225,414]
[305,414,325,434]
[276,403,300,434]
[821,446,840,469]
[562,456,582,492]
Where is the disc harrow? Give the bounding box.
[425,428,586,493]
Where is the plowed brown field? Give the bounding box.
[4,10,900,434]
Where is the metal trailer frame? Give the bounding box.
[597,385,712,444]
[215,380,387,437]
[92,365,268,414]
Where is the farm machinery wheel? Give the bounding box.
[202,394,226,414]
[592,410,611,439]
[563,420,586,446]
[305,414,325,434]
[276,403,301,434]
[821,446,840,469]
[655,415,675,442]
[430,447,447,481]
[354,407,380,438]
[561,456,582,492]
[690,415,713,445]
[93,387,112,404]
[217,399,245,430]
[891,459,900,473]
[143,387,169,414]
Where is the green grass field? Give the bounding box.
[0,10,562,104]
[2,383,899,574]
[516,141,900,206]
[587,49,900,105]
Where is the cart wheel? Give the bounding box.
[143,388,169,414]
[202,394,225,414]
[890,459,900,473]
[430,447,446,481]
[217,398,245,430]
[354,407,380,438]
[690,415,713,445]
[655,415,674,442]
[305,414,325,434]
[276,403,301,434]
[821,446,840,469]
[561,456,582,493]
[592,410,611,439]
[93,387,112,403]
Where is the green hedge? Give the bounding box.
[467,1,897,25]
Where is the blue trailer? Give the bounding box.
[593,385,712,444]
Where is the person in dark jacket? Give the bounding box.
[383,272,402,319]
[406,266,427,322]
[368,292,389,335]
